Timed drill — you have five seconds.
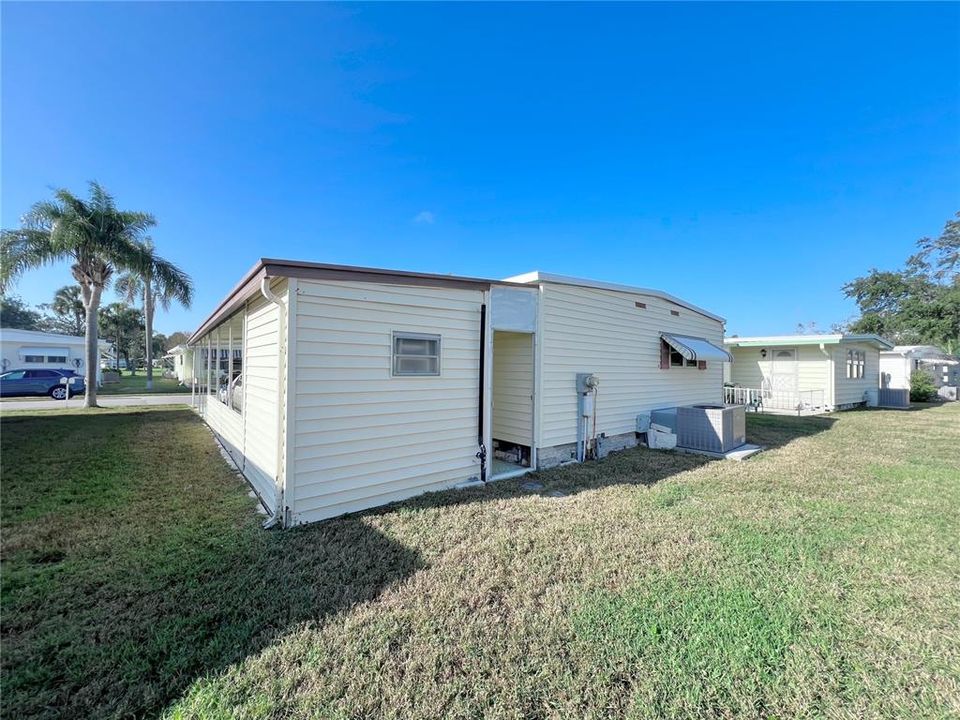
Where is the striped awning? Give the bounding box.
[661,333,732,362]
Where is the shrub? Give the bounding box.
[910,369,937,402]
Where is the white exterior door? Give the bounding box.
[771,348,798,395]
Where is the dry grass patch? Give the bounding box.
[2,403,958,719]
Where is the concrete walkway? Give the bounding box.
[0,394,191,412]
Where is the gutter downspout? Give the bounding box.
[260,276,287,529]
[819,342,834,410]
[476,302,487,481]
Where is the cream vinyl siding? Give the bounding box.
[290,280,484,524]
[204,395,244,465]
[492,331,534,446]
[538,282,724,448]
[240,282,286,510]
[728,345,830,396]
[833,342,880,406]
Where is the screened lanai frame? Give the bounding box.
[192,310,245,415]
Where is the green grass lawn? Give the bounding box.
[99,368,189,394]
[2,404,958,719]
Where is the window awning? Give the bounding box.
[18,346,70,356]
[661,334,732,362]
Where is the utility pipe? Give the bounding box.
[260,276,287,529]
[476,303,487,481]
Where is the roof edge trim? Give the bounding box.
[503,271,725,323]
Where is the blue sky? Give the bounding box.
[3,2,958,336]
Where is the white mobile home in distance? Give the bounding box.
[879,345,959,393]
[165,344,195,384]
[0,328,111,384]
[724,334,894,412]
[188,260,731,527]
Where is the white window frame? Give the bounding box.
[392,332,441,377]
[668,349,697,368]
[846,349,866,380]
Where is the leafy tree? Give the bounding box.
[908,212,959,282]
[116,238,192,390]
[152,333,169,359]
[40,285,86,335]
[165,331,190,351]
[843,212,960,348]
[99,302,143,373]
[0,182,174,407]
[0,294,45,330]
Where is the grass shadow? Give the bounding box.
[741,412,838,450]
[1,408,423,720]
[1,405,845,718]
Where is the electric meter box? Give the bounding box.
[576,373,599,393]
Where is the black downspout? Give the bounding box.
[476,302,487,481]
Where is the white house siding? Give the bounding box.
[172,348,194,384]
[240,282,286,511]
[0,329,109,384]
[537,282,724,450]
[728,349,765,388]
[879,354,910,390]
[728,345,830,396]
[290,280,485,524]
[833,342,880,407]
[492,331,534,446]
[204,397,245,467]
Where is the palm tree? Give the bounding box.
[0,182,191,407]
[116,238,192,390]
[51,285,86,335]
[100,302,143,373]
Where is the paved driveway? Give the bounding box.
[0,394,191,412]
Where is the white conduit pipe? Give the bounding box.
[260,276,287,529]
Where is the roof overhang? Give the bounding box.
[884,345,951,358]
[918,357,959,366]
[18,346,70,355]
[189,259,508,344]
[661,333,732,362]
[504,271,725,324]
[725,334,894,350]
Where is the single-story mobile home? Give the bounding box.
[879,345,959,391]
[187,259,730,526]
[724,334,894,412]
[0,328,111,384]
[165,344,194,384]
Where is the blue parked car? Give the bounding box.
[0,368,86,399]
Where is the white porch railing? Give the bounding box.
[723,386,827,415]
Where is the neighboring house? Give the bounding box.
[724,334,894,412]
[165,344,195,384]
[0,328,112,385]
[879,345,959,391]
[187,259,730,527]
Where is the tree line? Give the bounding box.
[1,181,193,406]
[842,212,959,353]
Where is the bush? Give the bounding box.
[910,370,937,402]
